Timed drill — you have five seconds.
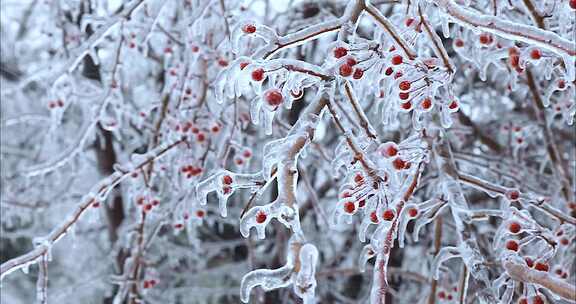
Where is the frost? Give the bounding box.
[2,0,575,303]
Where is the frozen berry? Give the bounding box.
[251,68,265,81]
[242,24,256,34]
[391,55,403,65]
[256,211,267,223]
[222,175,233,185]
[509,222,521,234]
[382,209,395,221]
[264,89,283,106]
[506,240,519,251]
[352,68,364,79]
[344,201,356,214]
[530,49,541,60]
[333,47,348,58]
[339,64,353,77]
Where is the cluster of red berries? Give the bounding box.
[437,290,454,301]
[142,279,157,289]
[175,122,216,142]
[221,174,234,195]
[341,189,365,214]
[523,256,550,272]
[555,229,572,246]
[181,165,202,178]
[233,149,252,166]
[333,47,363,79]
[136,197,160,212]
[518,294,545,304]
[47,99,64,109]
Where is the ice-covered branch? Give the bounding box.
[503,260,576,302]
[0,138,186,280]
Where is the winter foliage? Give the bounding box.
[1,0,575,303]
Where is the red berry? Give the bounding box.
[339,64,353,77]
[243,150,252,158]
[381,142,398,158]
[560,238,569,246]
[143,281,151,289]
[405,18,414,27]
[370,211,379,223]
[151,199,159,206]
[525,257,534,267]
[191,45,199,52]
[92,201,100,208]
[392,158,406,170]
[358,199,366,208]
[333,47,348,58]
[385,67,394,76]
[532,295,544,304]
[479,33,491,45]
[341,191,352,198]
[218,59,228,67]
[354,173,364,184]
[222,175,233,185]
[344,201,356,214]
[399,81,411,91]
[256,211,267,223]
[421,98,432,110]
[558,79,566,89]
[506,240,519,251]
[251,68,265,81]
[570,0,576,9]
[196,133,205,142]
[448,100,459,110]
[399,92,410,100]
[509,55,520,68]
[534,262,549,272]
[211,125,220,133]
[518,298,528,304]
[438,291,446,299]
[530,49,541,60]
[382,209,395,221]
[508,222,521,234]
[223,186,232,194]
[506,189,520,201]
[352,68,364,79]
[408,207,418,218]
[391,55,403,65]
[264,89,283,106]
[239,62,249,70]
[174,223,183,229]
[144,204,153,212]
[242,24,256,34]
[401,101,412,110]
[394,71,403,79]
[454,39,464,48]
[196,210,205,218]
[447,294,453,301]
[346,57,357,66]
